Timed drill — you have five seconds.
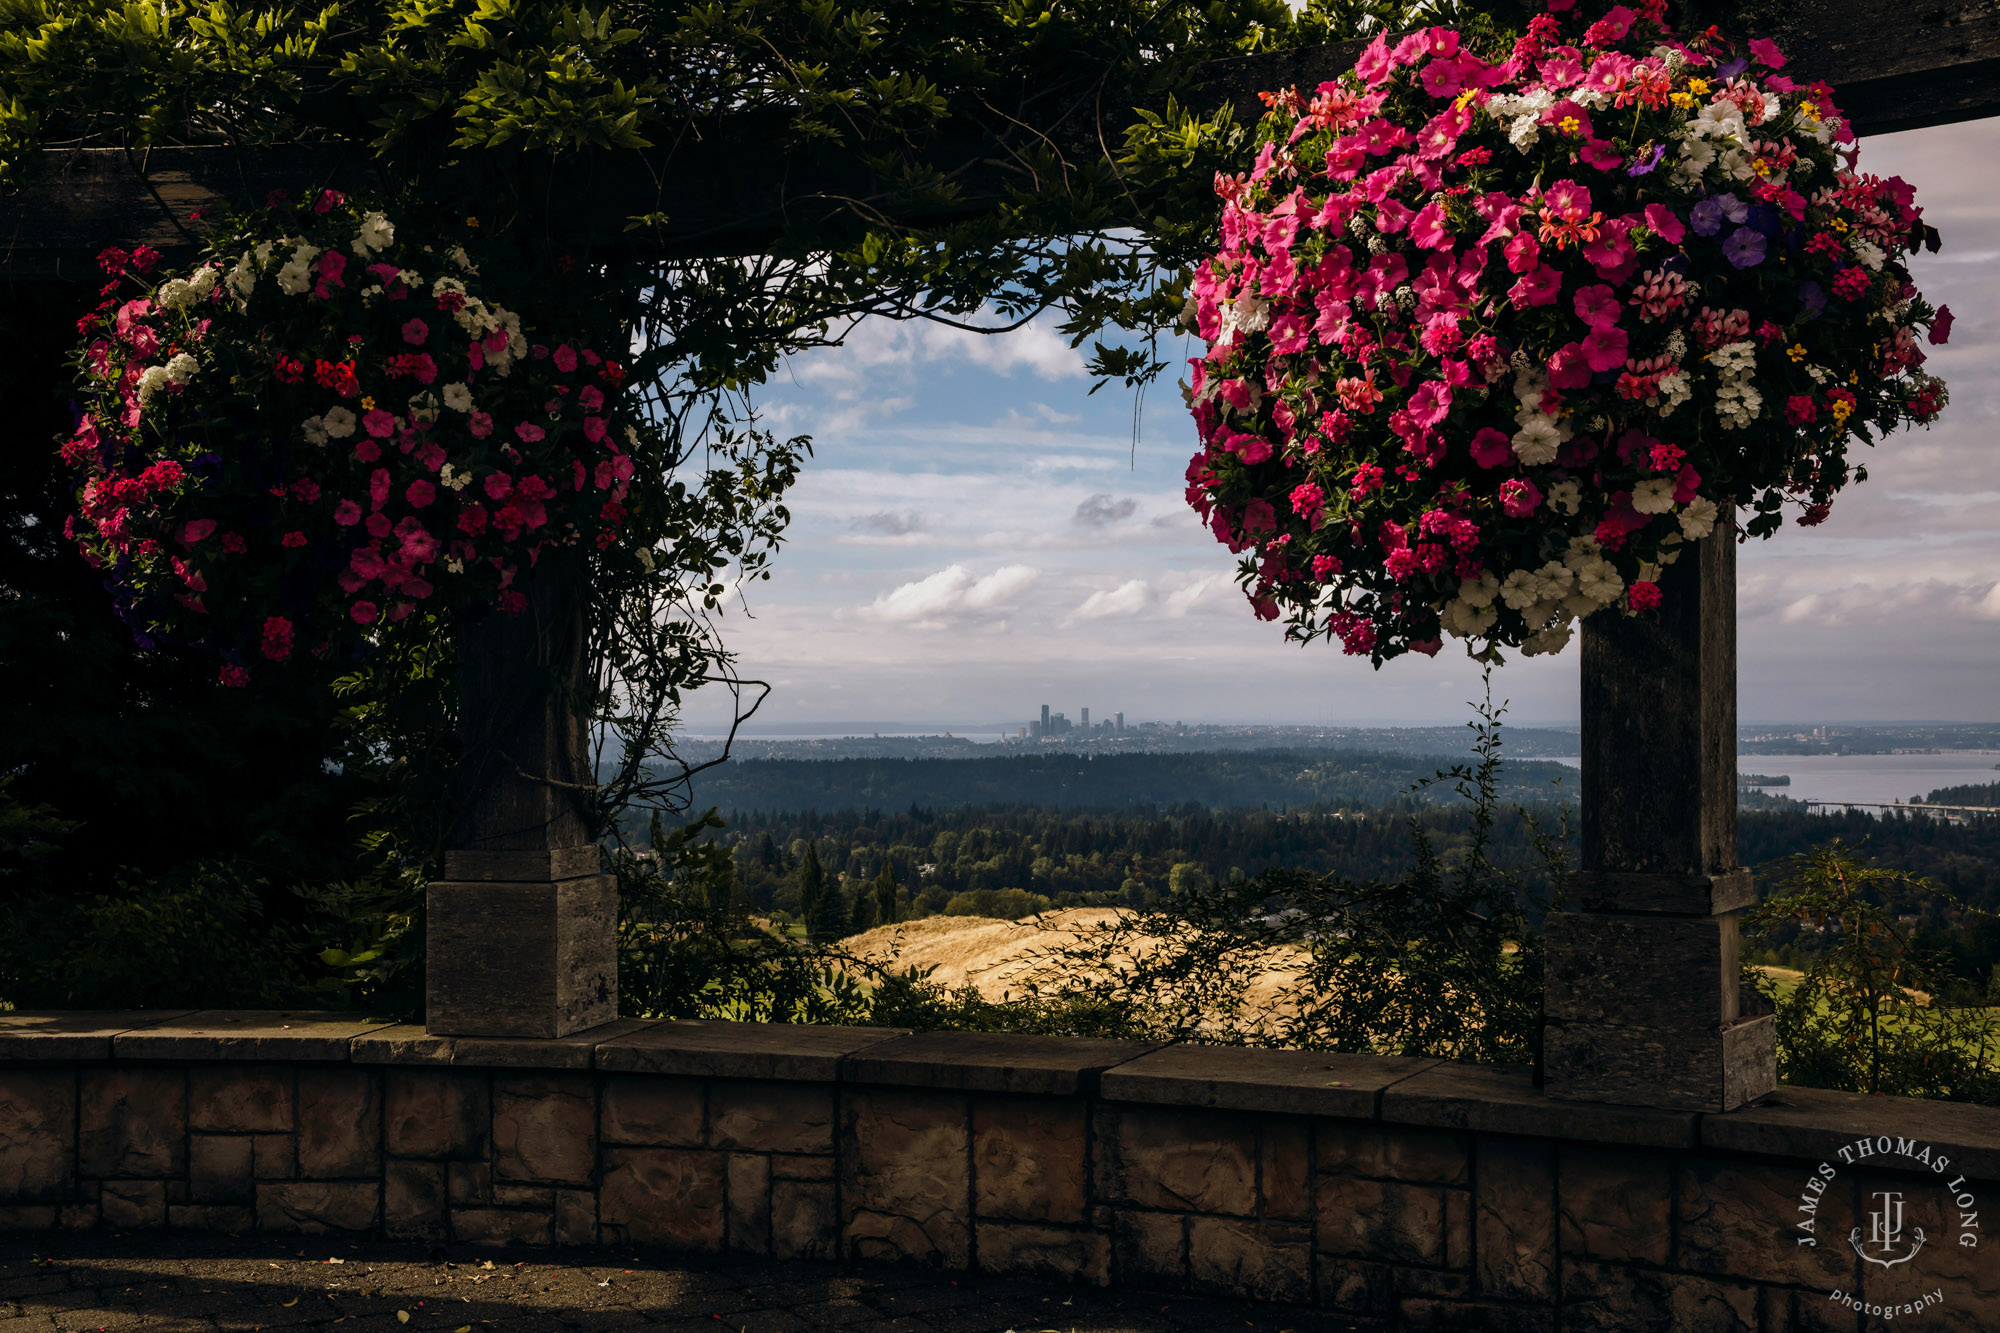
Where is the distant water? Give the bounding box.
[1544,752,2000,810]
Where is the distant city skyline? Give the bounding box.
[681,118,2000,733]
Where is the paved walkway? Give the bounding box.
[0,1235,1374,1333]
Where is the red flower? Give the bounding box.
[274,355,305,384]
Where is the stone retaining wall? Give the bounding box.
[3,1011,1998,1330]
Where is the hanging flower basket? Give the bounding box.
[1184,0,1949,663]
[63,193,641,684]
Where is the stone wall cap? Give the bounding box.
[1700,1085,2000,1178]
[594,1020,908,1081]
[110,1010,398,1062]
[1381,1062,1700,1149]
[1098,1045,1438,1119]
[842,1031,1164,1096]
[352,1018,655,1070]
[0,1010,197,1061]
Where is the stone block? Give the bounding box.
[1544,911,1740,1033]
[1560,1260,1759,1333]
[710,1080,835,1154]
[1097,1105,1256,1216]
[1317,1255,1393,1317]
[599,1075,704,1147]
[252,1134,294,1180]
[1544,1012,1776,1114]
[100,1179,167,1230]
[1186,1216,1312,1304]
[449,1160,491,1205]
[492,1182,555,1207]
[1399,1297,1555,1331]
[257,1181,380,1234]
[840,1087,970,1266]
[384,1069,488,1159]
[189,1066,293,1133]
[168,1204,253,1234]
[979,1222,1111,1284]
[1260,1116,1311,1221]
[0,1068,75,1201]
[1316,1175,1459,1266]
[493,1073,596,1185]
[844,1031,1160,1095]
[1557,1145,1672,1265]
[78,1068,185,1178]
[0,1203,56,1228]
[453,1207,554,1246]
[599,1146,727,1250]
[1099,1044,1436,1118]
[773,1154,834,1180]
[973,1094,1087,1224]
[426,875,618,1039]
[1112,1210,1185,1285]
[1318,1123,1469,1184]
[1676,1157,1852,1289]
[0,1010,194,1060]
[296,1067,379,1178]
[188,1135,253,1204]
[555,1189,597,1246]
[726,1152,770,1254]
[771,1179,837,1260]
[1475,1137,1555,1301]
[114,1011,395,1061]
[384,1161,446,1240]
[57,1201,100,1230]
[597,1019,906,1081]
[1381,1061,1698,1150]
[1850,1165,2000,1328]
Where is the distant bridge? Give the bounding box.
[1800,801,2000,817]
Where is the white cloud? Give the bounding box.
[1064,579,1152,626]
[861,563,1041,626]
[1976,581,2000,620]
[1163,574,1232,618]
[791,312,1084,387]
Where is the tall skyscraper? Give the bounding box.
[1040,704,1050,733]
[1115,712,1124,732]
[1081,707,1091,729]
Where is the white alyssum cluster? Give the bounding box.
[1710,340,1762,429]
[1486,89,1555,152]
[155,266,219,311]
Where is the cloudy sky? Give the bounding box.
[683,119,2000,733]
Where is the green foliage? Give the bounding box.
[1745,844,2000,1103]
[942,885,1051,919]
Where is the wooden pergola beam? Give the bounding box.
[4,0,1998,281]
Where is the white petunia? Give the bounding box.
[1678,496,1720,539]
[1499,568,1542,612]
[442,382,474,413]
[275,242,321,296]
[227,254,256,298]
[1852,239,1886,272]
[1546,480,1582,515]
[1457,572,1499,609]
[1511,415,1563,465]
[1631,478,1677,514]
[322,406,357,439]
[352,211,395,259]
[1521,620,1575,656]
[301,415,330,445]
[1576,557,1625,605]
[1443,597,1499,639]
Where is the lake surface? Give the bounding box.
[1544,752,2000,810]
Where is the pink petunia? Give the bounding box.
[1408,381,1452,428]
[332,501,362,527]
[406,480,436,508]
[1468,428,1513,469]
[469,411,494,438]
[1499,478,1543,517]
[553,344,578,373]
[1409,201,1452,250]
[181,518,217,544]
[1503,232,1541,275]
[1509,265,1562,308]
[402,318,429,345]
[582,416,608,443]
[1581,324,1630,373]
[1748,38,1788,69]
[1573,284,1621,328]
[351,601,379,625]
[1375,198,1414,233]
[364,409,397,438]
[1644,203,1686,245]
[515,421,546,443]
[1578,138,1623,171]
[1930,305,1954,345]
[1548,343,1594,390]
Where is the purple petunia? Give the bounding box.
[1798,280,1827,317]
[1690,193,1749,237]
[1723,227,1767,268]
[1626,143,1665,177]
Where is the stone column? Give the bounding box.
[426,554,617,1037]
[1541,516,1776,1111]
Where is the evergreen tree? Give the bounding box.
[849,881,877,935]
[795,842,825,931]
[808,870,850,943]
[872,864,900,928]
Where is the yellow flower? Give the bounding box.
[1559,116,1581,135]
[360,396,376,410]
[465,217,479,228]
[1785,344,1808,363]
[1687,77,1711,97]
[1830,217,1849,233]
[1831,400,1854,425]
[1454,88,1478,110]
[1669,91,1696,109]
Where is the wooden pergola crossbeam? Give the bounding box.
[4,0,1998,280]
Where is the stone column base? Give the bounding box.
[1543,1013,1775,1111]
[427,873,617,1038]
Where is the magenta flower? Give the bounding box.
[332,501,362,527]
[350,601,379,625]
[402,318,429,346]
[1573,284,1620,329]
[1748,37,1788,69]
[1509,265,1562,308]
[1469,429,1512,469]
[515,421,546,443]
[363,409,397,438]
[406,480,436,508]
[553,344,578,372]
[1408,382,1452,428]
[1930,305,1954,344]
[1499,478,1543,517]
[1643,203,1685,245]
[469,411,494,438]
[1581,324,1629,373]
